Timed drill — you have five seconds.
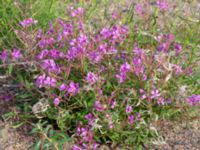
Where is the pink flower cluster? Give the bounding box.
[187,95,200,106]
[73,126,98,150]
[20,17,38,27]
[86,72,99,85]
[156,0,169,11]
[0,49,22,62]
[36,74,57,88]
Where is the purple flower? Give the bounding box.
[172,64,183,75]
[49,49,62,59]
[39,39,47,49]
[111,12,118,19]
[71,7,84,17]
[132,57,142,66]
[109,46,117,53]
[135,3,143,15]
[77,127,93,143]
[41,59,60,74]
[85,113,94,125]
[108,123,114,129]
[12,49,22,60]
[116,62,131,83]
[157,97,165,105]
[88,51,103,63]
[36,74,46,88]
[37,49,49,60]
[187,95,200,106]
[126,105,132,114]
[134,65,144,77]
[78,33,88,46]
[1,95,12,102]
[141,94,147,100]
[111,100,116,109]
[142,74,147,81]
[185,67,193,76]
[36,75,58,88]
[166,98,172,104]
[111,26,121,40]
[36,29,43,39]
[139,89,145,94]
[20,17,38,27]
[94,101,104,111]
[97,89,103,96]
[128,115,135,124]
[66,47,80,61]
[57,33,63,41]
[76,7,85,15]
[174,43,182,55]
[132,56,145,76]
[98,43,107,54]
[133,45,145,56]
[157,43,169,52]
[47,21,53,34]
[54,98,60,106]
[85,113,94,120]
[59,83,67,91]
[157,0,169,11]
[136,112,141,119]
[42,59,55,68]
[72,145,83,150]
[100,28,111,39]
[67,82,80,95]
[116,73,126,83]
[78,21,84,31]
[44,76,57,87]
[0,49,8,62]
[120,62,131,73]
[47,37,55,45]
[86,72,99,85]
[151,89,161,99]
[166,33,175,43]
[93,142,99,149]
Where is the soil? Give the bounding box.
[0,100,34,150]
[151,117,200,150]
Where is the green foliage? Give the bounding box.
[31,121,72,150]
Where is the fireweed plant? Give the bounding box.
[0,3,199,150]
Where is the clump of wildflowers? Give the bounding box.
[1,4,198,149]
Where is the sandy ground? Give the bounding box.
[0,100,34,150]
[151,117,200,150]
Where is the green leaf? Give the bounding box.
[8,65,13,75]
[2,111,16,121]
[32,140,42,150]
[11,121,25,129]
